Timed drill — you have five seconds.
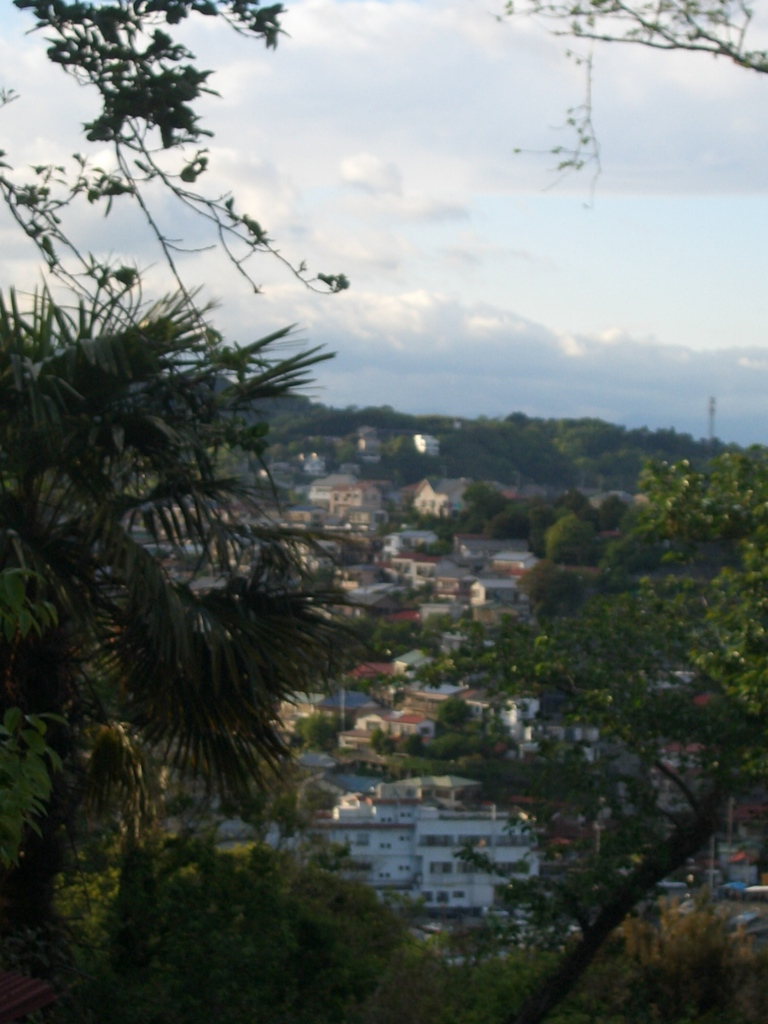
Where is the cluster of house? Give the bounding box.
[311,774,538,912]
[282,473,480,535]
[281,661,585,762]
[269,470,542,622]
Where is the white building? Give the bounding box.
[414,434,440,456]
[300,452,327,476]
[311,784,538,912]
[382,530,439,557]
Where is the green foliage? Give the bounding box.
[0,709,61,867]
[459,483,511,532]
[487,505,532,540]
[4,2,349,306]
[0,289,349,794]
[437,696,473,729]
[0,569,57,642]
[426,731,485,760]
[0,568,61,866]
[545,513,597,565]
[370,727,395,755]
[402,733,425,756]
[267,402,727,492]
[359,945,544,1024]
[56,836,408,1024]
[519,559,586,619]
[0,288,354,940]
[468,462,768,1024]
[597,495,629,532]
[294,714,340,752]
[506,0,768,77]
[559,898,768,1024]
[554,489,598,527]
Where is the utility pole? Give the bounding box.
[708,397,716,445]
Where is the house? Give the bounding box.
[414,433,440,456]
[413,478,471,518]
[297,538,339,576]
[345,585,402,617]
[453,534,514,560]
[387,551,440,588]
[357,427,382,462]
[345,661,398,682]
[314,690,384,722]
[311,783,538,910]
[393,649,433,675]
[434,560,476,601]
[419,601,463,623]
[300,452,326,475]
[308,474,357,508]
[402,683,468,716]
[489,550,539,574]
[340,710,436,748]
[328,480,382,518]
[382,530,439,557]
[470,577,528,608]
[284,505,326,528]
[377,775,482,807]
[346,506,388,530]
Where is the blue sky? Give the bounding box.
[1,0,768,444]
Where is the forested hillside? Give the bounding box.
[265,400,732,491]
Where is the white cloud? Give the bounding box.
[341,153,402,194]
[1,0,767,450]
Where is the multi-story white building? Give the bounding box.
[413,434,440,456]
[312,784,538,912]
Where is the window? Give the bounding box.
[354,834,370,846]
[452,891,465,899]
[420,834,453,847]
[437,891,449,904]
[429,862,453,875]
[422,891,433,902]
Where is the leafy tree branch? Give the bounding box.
[3,1,349,311]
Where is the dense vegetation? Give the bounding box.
[42,835,768,1024]
[265,399,730,491]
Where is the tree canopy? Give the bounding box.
[0,288,354,941]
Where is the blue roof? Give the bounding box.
[331,775,378,794]
[318,691,377,710]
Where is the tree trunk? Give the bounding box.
[508,793,722,1024]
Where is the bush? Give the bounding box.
[56,836,408,1024]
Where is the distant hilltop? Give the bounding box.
[262,398,734,494]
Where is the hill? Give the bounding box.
[264,400,732,493]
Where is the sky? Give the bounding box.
[1,0,768,444]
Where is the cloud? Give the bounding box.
[341,153,402,194]
[234,285,768,446]
[1,0,766,454]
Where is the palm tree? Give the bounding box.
[0,289,353,939]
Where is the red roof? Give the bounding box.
[384,610,421,622]
[347,662,396,678]
[0,972,57,1023]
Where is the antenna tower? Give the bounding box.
[708,397,716,444]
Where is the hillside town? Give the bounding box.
[176,427,768,929]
